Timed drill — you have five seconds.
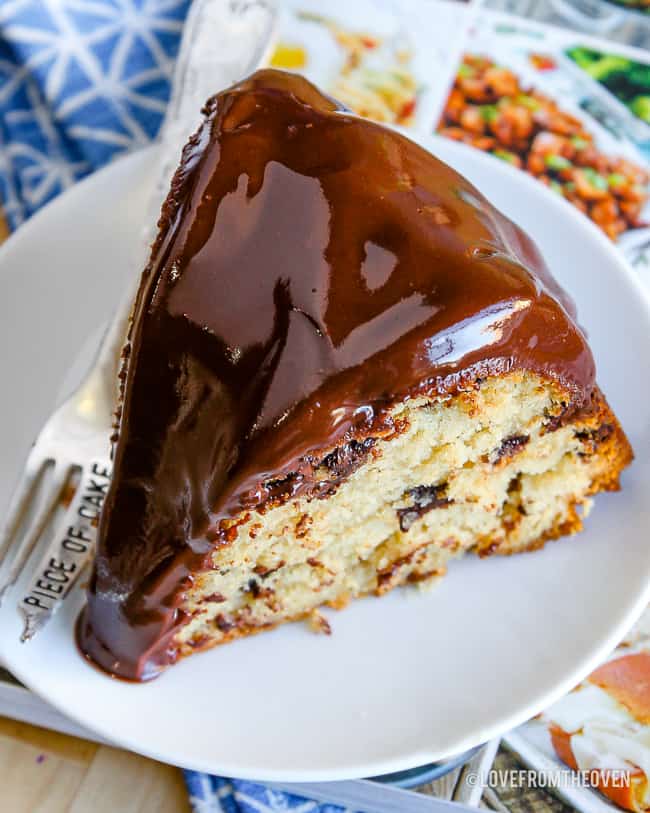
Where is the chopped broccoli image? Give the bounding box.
[566,47,650,126]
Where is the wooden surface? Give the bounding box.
[0,212,189,812]
[0,717,190,813]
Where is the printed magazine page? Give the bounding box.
[436,10,650,285]
[267,0,476,130]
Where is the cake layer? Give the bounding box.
[176,372,630,657]
[79,70,617,681]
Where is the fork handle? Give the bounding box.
[19,460,112,642]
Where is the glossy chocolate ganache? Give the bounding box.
[78,69,595,680]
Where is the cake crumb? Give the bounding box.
[327,592,351,610]
[409,567,447,592]
[308,610,331,635]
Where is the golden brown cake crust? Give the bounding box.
[174,377,632,663]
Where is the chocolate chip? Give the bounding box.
[214,614,235,632]
[263,472,304,503]
[253,560,285,578]
[491,434,529,463]
[397,483,453,532]
[204,592,226,603]
[544,402,570,433]
[575,424,614,444]
[319,439,376,478]
[575,423,615,457]
[258,439,378,510]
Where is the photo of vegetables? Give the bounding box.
[567,47,650,126]
[438,53,649,241]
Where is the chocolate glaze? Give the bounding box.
[78,69,595,680]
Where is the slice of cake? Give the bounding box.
[78,69,633,681]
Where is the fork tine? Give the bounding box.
[0,462,72,604]
[0,451,49,566]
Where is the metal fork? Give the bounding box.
[0,303,129,640]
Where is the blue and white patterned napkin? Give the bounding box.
[184,774,350,813]
[0,0,189,230]
[0,3,348,811]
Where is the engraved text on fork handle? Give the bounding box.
[20,460,111,642]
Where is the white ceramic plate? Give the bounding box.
[0,138,649,781]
